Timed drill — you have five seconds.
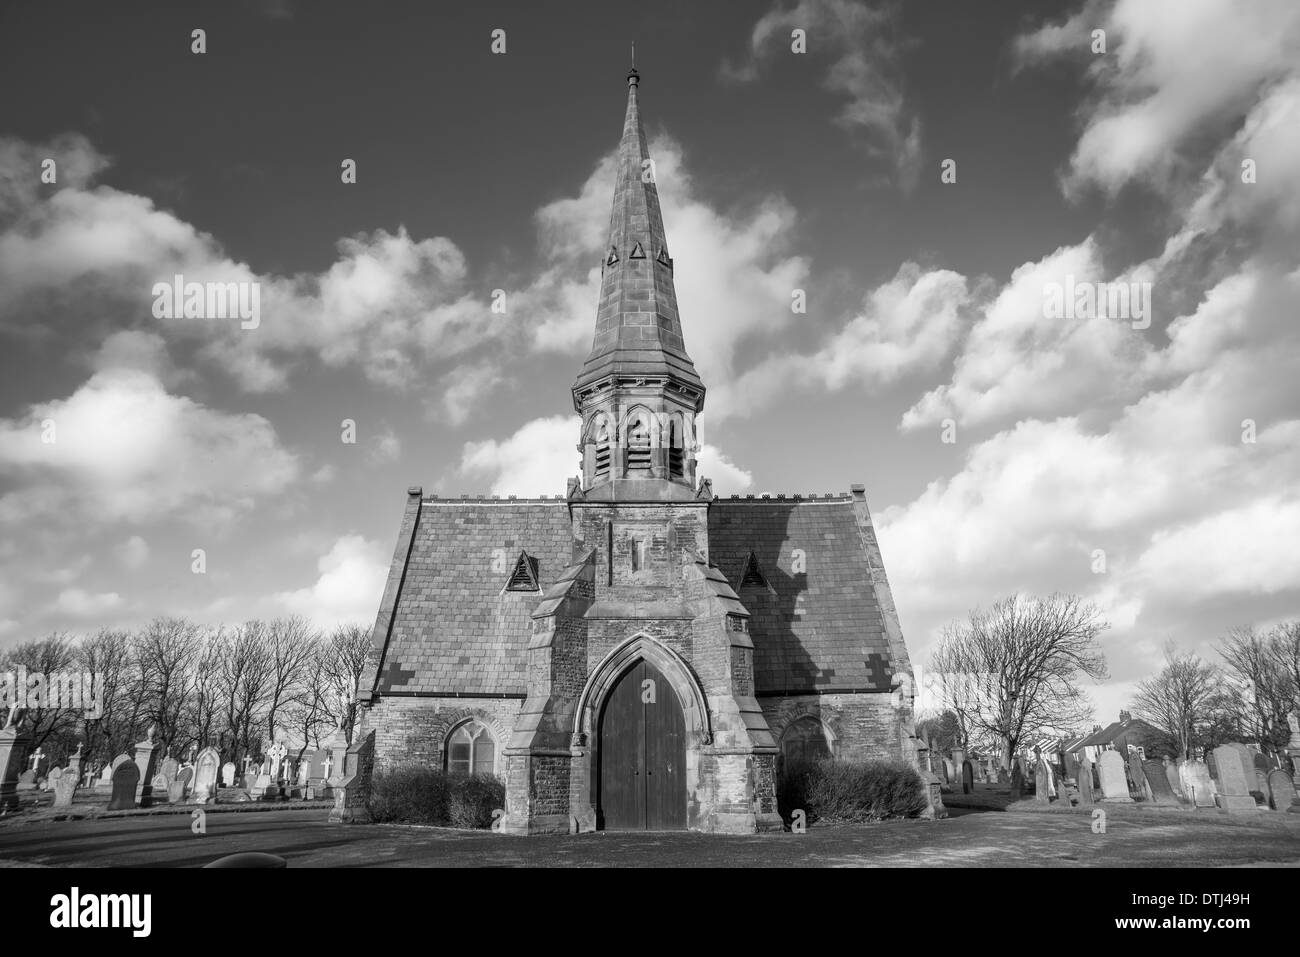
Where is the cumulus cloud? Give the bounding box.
[457,415,580,497]
[275,534,389,628]
[0,134,503,392]
[723,0,923,188]
[1015,0,1300,197]
[0,365,301,527]
[54,588,124,617]
[720,263,971,421]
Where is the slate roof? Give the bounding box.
[373,498,573,696]
[708,496,896,695]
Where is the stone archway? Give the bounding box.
[572,634,711,831]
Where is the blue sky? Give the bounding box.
[1,0,1298,726]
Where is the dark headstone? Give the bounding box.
[1128,751,1150,801]
[1076,756,1094,805]
[961,759,974,794]
[1143,759,1178,805]
[1010,764,1024,800]
[1266,769,1298,811]
[1034,761,1051,803]
[108,760,140,811]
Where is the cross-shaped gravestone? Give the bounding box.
[29,747,44,770]
[864,654,891,690]
[322,754,333,779]
[378,660,417,692]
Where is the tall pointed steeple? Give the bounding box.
[572,66,705,501]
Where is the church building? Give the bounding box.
[356,67,917,834]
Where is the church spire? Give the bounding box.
[571,66,705,501]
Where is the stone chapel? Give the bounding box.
[355,67,917,834]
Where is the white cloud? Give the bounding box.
[115,536,150,569]
[1016,0,1300,197]
[275,534,389,628]
[457,415,580,497]
[724,0,922,187]
[0,366,301,526]
[721,262,970,420]
[434,361,504,428]
[901,238,1151,430]
[696,445,753,494]
[54,588,123,617]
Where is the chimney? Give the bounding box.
[1119,709,1131,723]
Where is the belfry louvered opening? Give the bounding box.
[626,416,651,471]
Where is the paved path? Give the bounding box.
[2,807,1299,867]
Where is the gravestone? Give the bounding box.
[1065,752,1079,783]
[1076,755,1094,805]
[308,747,328,786]
[97,762,114,791]
[152,773,170,801]
[961,759,974,795]
[1211,744,1258,811]
[1266,769,1298,812]
[169,765,193,804]
[16,769,36,791]
[942,758,955,786]
[996,767,1009,785]
[108,760,140,811]
[193,747,220,803]
[160,756,179,786]
[52,766,77,808]
[1179,759,1216,807]
[1098,751,1132,802]
[1033,761,1050,803]
[221,762,236,788]
[1127,751,1151,801]
[1142,759,1178,805]
[1251,753,1270,805]
[132,727,159,808]
[1010,763,1024,800]
[1163,757,1185,801]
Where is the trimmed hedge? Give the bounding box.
[777,758,927,825]
[367,767,504,828]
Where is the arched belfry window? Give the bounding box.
[668,417,684,478]
[626,414,651,472]
[446,720,497,777]
[592,416,612,482]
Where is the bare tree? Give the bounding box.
[263,617,318,747]
[217,620,273,761]
[76,628,134,762]
[322,623,371,742]
[0,634,80,757]
[132,617,204,756]
[1131,642,1223,760]
[929,593,1109,770]
[1218,623,1299,755]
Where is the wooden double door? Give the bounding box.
[597,659,687,830]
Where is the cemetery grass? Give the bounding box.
[1,805,1298,868]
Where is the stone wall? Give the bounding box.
[761,692,908,763]
[359,696,521,773]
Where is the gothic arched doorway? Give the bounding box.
[597,658,686,830]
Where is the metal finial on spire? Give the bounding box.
[627,41,639,86]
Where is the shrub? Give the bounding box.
[776,757,927,826]
[448,773,506,829]
[367,766,450,824]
